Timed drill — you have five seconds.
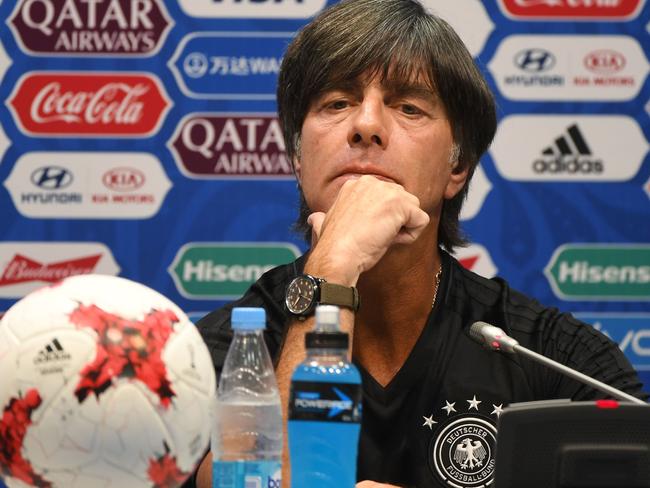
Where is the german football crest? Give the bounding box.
[423,396,502,488]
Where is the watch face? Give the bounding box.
[286,276,317,314]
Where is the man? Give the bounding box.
[191,0,647,486]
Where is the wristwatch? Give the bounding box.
[285,274,360,316]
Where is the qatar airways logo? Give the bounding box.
[498,0,646,19]
[9,0,173,56]
[169,113,292,178]
[7,72,171,137]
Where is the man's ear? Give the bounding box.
[293,155,302,183]
[444,164,469,200]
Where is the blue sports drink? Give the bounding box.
[288,305,362,488]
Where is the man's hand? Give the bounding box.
[306,175,430,284]
[356,482,402,488]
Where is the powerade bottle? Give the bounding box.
[212,307,282,488]
[288,305,362,488]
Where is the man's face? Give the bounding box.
[294,72,468,219]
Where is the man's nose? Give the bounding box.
[348,97,389,148]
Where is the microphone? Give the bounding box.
[469,321,647,406]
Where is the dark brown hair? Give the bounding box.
[277,0,497,251]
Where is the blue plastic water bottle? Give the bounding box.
[288,305,362,488]
[212,307,282,488]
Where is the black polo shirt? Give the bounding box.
[193,250,647,488]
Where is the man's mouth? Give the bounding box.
[334,164,398,184]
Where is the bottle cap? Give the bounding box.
[231,307,266,330]
[314,305,340,333]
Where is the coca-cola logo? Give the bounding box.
[8,72,171,137]
[102,167,145,191]
[169,113,292,178]
[0,254,101,286]
[9,0,173,56]
[499,0,645,19]
[584,50,626,74]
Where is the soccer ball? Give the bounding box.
[0,275,216,488]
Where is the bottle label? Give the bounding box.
[289,381,362,423]
[212,460,281,488]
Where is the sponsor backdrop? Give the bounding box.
[0,0,649,415]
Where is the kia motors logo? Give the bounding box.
[9,0,173,56]
[30,166,73,190]
[489,35,649,101]
[169,113,292,179]
[498,0,646,20]
[584,50,626,74]
[7,72,171,137]
[102,167,145,191]
[514,48,556,72]
[4,152,171,219]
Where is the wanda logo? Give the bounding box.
[8,72,171,137]
[499,0,645,18]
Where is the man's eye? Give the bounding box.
[328,100,349,110]
[400,104,421,115]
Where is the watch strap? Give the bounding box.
[319,281,360,312]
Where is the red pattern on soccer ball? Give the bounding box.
[147,450,189,488]
[69,304,178,408]
[0,389,52,487]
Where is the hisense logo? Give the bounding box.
[558,261,650,284]
[169,242,301,299]
[545,245,650,300]
[182,260,274,283]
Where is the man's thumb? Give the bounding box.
[307,212,326,247]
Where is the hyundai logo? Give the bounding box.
[514,48,556,73]
[30,166,73,190]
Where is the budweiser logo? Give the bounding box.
[9,0,173,56]
[0,254,101,286]
[499,0,645,18]
[9,72,170,137]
